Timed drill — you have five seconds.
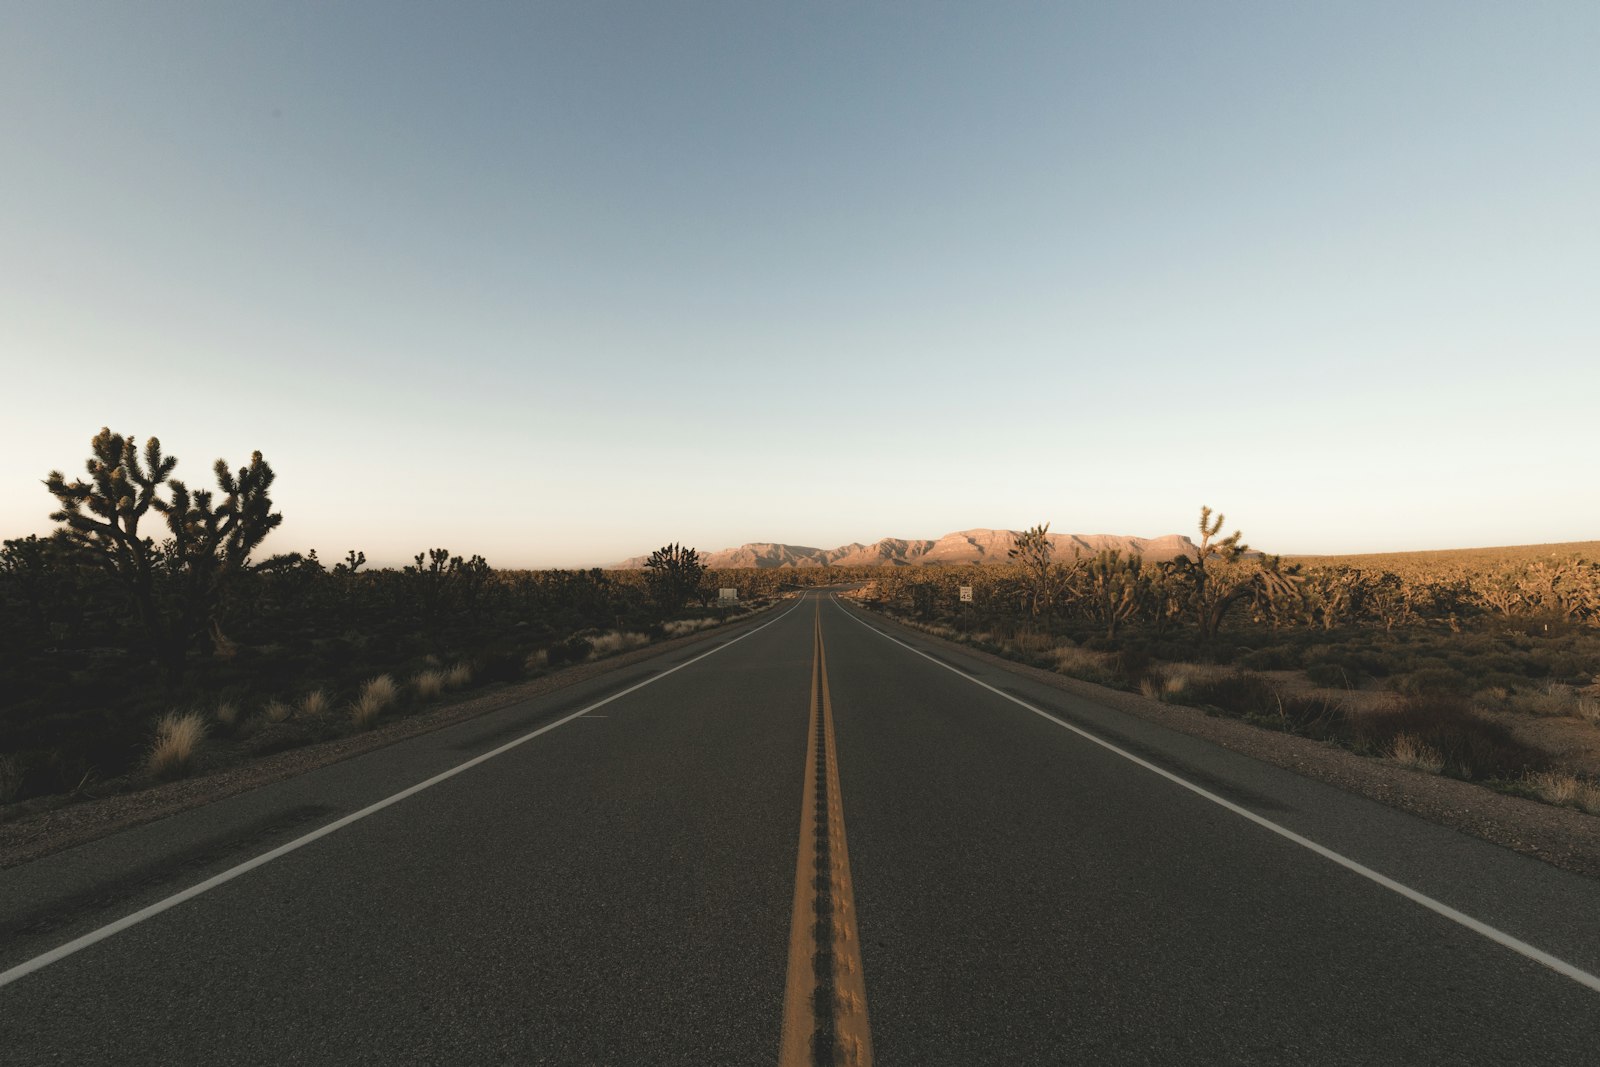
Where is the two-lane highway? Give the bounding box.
[3,592,1599,1064]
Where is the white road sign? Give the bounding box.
[959,586,973,602]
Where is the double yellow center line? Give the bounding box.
[779,602,873,1066]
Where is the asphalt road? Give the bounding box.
[3,592,1600,1065]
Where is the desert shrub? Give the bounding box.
[263,699,293,723]
[300,688,331,717]
[589,631,650,657]
[1306,663,1356,689]
[1478,671,1528,694]
[662,617,719,637]
[1238,645,1302,671]
[1525,649,1590,683]
[1303,649,1380,684]
[1392,667,1473,697]
[147,711,207,780]
[444,663,472,689]
[1526,770,1581,806]
[1107,645,1156,688]
[1174,671,1280,719]
[1509,684,1579,717]
[1477,653,1532,677]
[1390,733,1445,774]
[1350,695,1547,780]
[1273,694,1349,740]
[1050,645,1118,686]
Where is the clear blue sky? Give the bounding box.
[3,2,1596,567]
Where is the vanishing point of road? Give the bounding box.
[4,593,1599,1064]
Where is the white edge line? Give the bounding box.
[827,595,1600,996]
[0,598,806,990]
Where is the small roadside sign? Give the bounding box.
[719,587,738,601]
[959,586,973,602]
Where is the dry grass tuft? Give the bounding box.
[1389,733,1445,774]
[1511,684,1578,718]
[525,648,550,670]
[1012,629,1055,656]
[300,689,331,717]
[663,617,719,638]
[263,699,293,723]
[1577,697,1600,725]
[1161,668,1201,700]
[1527,770,1580,807]
[147,711,208,780]
[445,663,473,689]
[350,674,399,730]
[214,701,240,730]
[1523,771,1600,815]
[1048,644,1118,685]
[589,631,651,657]
[414,668,446,701]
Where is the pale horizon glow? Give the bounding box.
[3,3,1596,568]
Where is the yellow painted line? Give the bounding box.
[779,604,874,1066]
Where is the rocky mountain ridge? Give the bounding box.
[616,528,1201,569]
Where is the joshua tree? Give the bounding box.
[1008,523,1056,618]
[1171,506,1256,639]
[1083,549,1146,640]
[644,542,705,616]
[44,428,281,680]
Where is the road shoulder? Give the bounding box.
[0,608,778,869]
[845,602,1600,881]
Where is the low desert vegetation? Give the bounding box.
[857,508,1598,810]
[350,674,399,730]
[2,433,786,807]
[1390,734,1446,775]
[263,699,294,724]
[146,711,207,781]
[1523,771,1600,815]
[589,631,651,657]
[214,700,241,732]
[662,617,721,637]
[413,668,446,701]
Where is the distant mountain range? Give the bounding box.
[616,528,1201,569]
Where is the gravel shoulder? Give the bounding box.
[862,607,1600,881]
